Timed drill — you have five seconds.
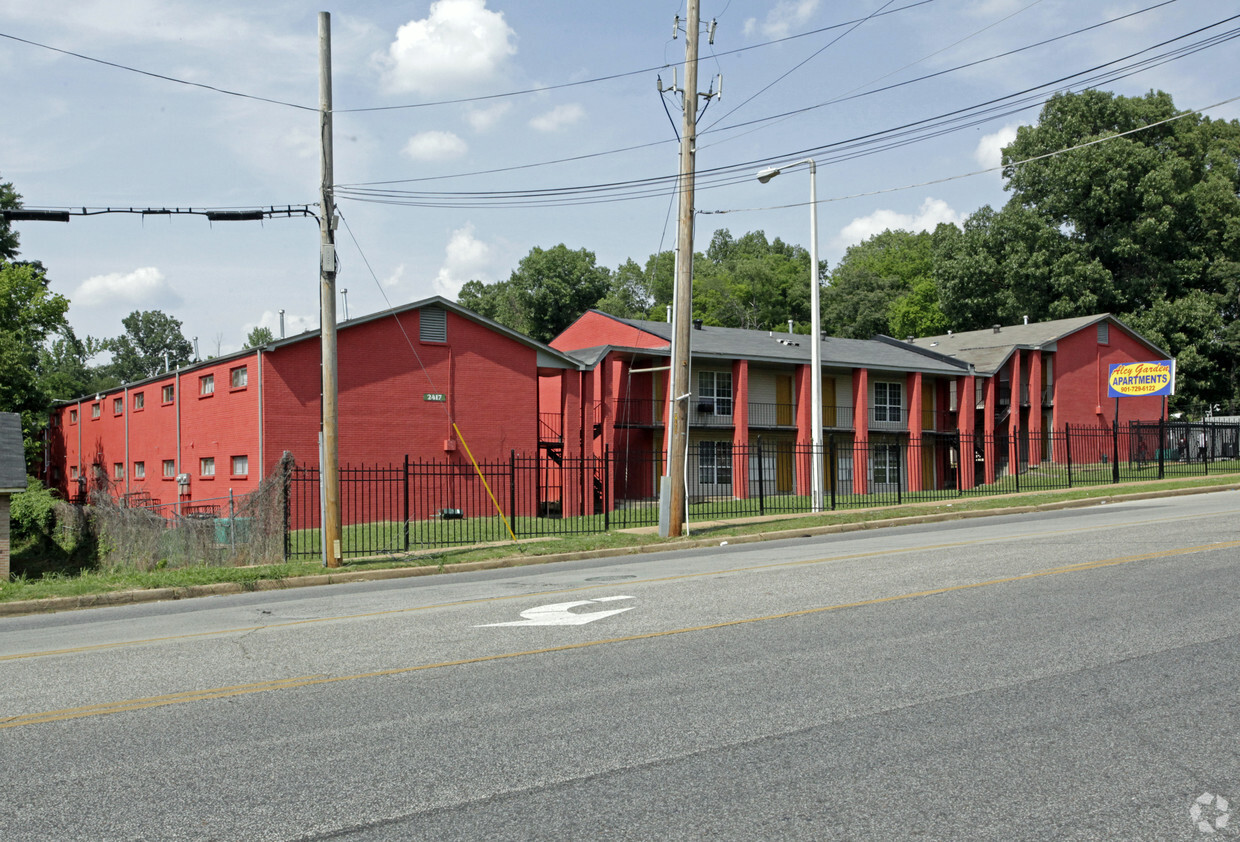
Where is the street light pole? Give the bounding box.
[757,159,823,511]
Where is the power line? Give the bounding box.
[0,31,317,112]
[335,0,1194,191]
[332,21,1240,210]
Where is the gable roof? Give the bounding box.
[0,412,26,492]
[907,314,1169,376]
[593,314,968,375]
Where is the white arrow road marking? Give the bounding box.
[478,595,636,627]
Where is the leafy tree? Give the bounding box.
[37,328,116,400]
[457,245,612,343]
[105,310,193,382]
[825,229,938,338]
[937,89,1240,411]
[690,229,818,331]
[594,258,653,320]
[0,176,20,260]
[0,259,71,459]
[245,326,275,348]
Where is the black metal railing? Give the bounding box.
[285,420,1240,558]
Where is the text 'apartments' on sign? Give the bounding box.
[1107,360,1176,399]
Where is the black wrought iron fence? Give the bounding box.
[285,420,1240,559]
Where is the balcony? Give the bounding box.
[748,402,797,428]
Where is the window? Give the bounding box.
[871,444,901,486]
[113,397,124,415]
[91,403,101,419]
[162,384,175,404]
[420,307,447,342]
[133,391,145,410]
[163,459,176,478]
[200,457,215,477]
[1097,322,1109,345]
[697,371,733,415]
[70,465,79,480]
[133,461,145,479]
[231,455,249,476]
[698,441,733,486]
[50,413,59,427]
[873,382,903,423]
[70,409,78,424]
[113,462,125,480]
[230,366,248,389]
[200,374,215,396]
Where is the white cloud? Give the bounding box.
[378,0,517,96]
[465,102,512,132]
[383,264,406,289]
[435,224,494,298]
[529,103,584,133]
[74,267,182,308]
[975,124,1019,169]
[744,0,819,39]
[834,198,964,249]
[402,130,468,161]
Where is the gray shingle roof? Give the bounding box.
[907,313,1169,376]
[602,314,967,375]
[0,412,26,492]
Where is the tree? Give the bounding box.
[824,229,941,338]
[937,90,1240,411]
[0,260,70,459]
[106,310,193,383]
[37,328,116,401]
[0,176,20,261]
[594,259,653,320]
[245,326,275,348]
[457,245,612,342]
[690,229,818,331]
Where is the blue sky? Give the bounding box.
[2,0,1237,356]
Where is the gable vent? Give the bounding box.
[420,307,447,342]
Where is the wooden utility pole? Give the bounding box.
[662,0,700,538]
[319,11,342,567]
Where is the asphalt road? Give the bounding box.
[2,490,1238,841]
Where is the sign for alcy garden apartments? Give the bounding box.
[1107,360,1176,398]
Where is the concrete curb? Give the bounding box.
[2,482,1236,619]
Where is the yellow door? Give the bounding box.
[821,376,836,427]
[922,383,935,430]
[776,376,792,425]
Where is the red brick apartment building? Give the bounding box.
[46,298,585,510]
[548,310,1170,497]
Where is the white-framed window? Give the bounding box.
[133,391,145,410]
[70,465,79,480]
[162,384,175,404]
[873,382,903,423]
[113,397,123,415]
[113,462,124,480]
[230,366,248,389]
[91,403,101,418]
[200,374,214,396]
[697,441,733,486]
[871,444,901,486]
[697,371,733,415]
[133,461,145,479]
[163,459,176,478]
[200,457,215,477]
[231,455,249,476]
[69,409,78,424]
[837,450,854,484]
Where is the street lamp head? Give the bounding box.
[756,167,781,184]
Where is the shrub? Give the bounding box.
[10,476,59,541]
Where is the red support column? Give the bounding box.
[1028,350,1043,465]
[958,374,976,491]
[907,371,923,492]
[731,358,750,499]
[560,370,584,516]
[852,368,869,496]
[794,364,813,497]
[1008,350,1022,475]
[983,375,997,485]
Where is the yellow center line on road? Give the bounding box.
[3,505,1238,663]
[5,537,1237,731]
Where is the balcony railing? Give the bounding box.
[748,402,797,428]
